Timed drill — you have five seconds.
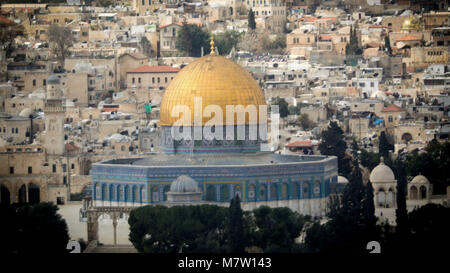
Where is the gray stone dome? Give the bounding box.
[169,175,201,193]
[48,74,61,84]
[410,175,429,185]
[369,157,396,183]
[337,176,349,184]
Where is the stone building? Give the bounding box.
[126,65,180,90]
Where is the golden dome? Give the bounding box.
[401,16,420,31]
[159,55,266,126]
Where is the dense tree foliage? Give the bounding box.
[360,149,380,171]
[319,121,352,177]
[0,202,70,254]
[405,140,450,194]
[271,97,289,118]
[129,203,311,253]
[175,24,209,57]
[253,206,310,252]
[297,114,315,130]
[129,205,229,253]
[214,31,241,55]
[305,161,379,253]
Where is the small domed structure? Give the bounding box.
[19,108,32,118]
[166,175,203,203]
[47,74,61,85]
[408,174,430,201]
[169,175,201,193]
[370,157,397,212]
[369,157,395,183]
[401,16,420,32]
[410,174,430,185]
[337,176,349,184]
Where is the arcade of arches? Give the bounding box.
[0,181,43,205]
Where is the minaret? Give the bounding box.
[44,74,65,155]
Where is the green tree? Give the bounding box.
[318,121,352,177]
[214,31,241,55]
[175,24,209,57]
[227,196,245,253]
[140,36,153,57]
[360,149,380,171]
[248,8,256,30]
[48,24,75,68]
[271,97,289,118]
[253,206,310,252]
[297,114,315,130]
[393,158,409,238]
[0,202,70,254]
[378,131,392,160]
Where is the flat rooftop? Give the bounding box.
[100,153,328,167]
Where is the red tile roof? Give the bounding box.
[319,34,332,41]
[0,15,14,24]
[127,65,180,73]
[382,104,406,112]
[396,35,421,41]
[285,140,317,148]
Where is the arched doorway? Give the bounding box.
[18,185,27,204]
[28,183,40,204]
[387,188,394,207]
[234,185,242,199]
[1,185,11,204]
[259,184,267,201]
[377,189,386,207]
[420,185,427,199]
[410,186,418,200]
[248,184,256,201]
[206,186,216,201]
[270,183,278,200]
[220,185,229,201]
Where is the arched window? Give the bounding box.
[314,181,321,196]
[95,184,101,200]
[303,183,309,198]
[270,183,278,200]
[125,186,131,202]
[119,185,124,201]
[221,185,229,201]
[259,184,267,200]
[281,183,288,199]
[151,186,159,202]
[102,184,108,200]
[133,186,138,202]
[110,184,115,201]
[292,183,299,198]
[163,186,170,201]
[234,185,242,199]
[248,184,256,201]
[206,185,216,201]
[420,185,427,199]
[140,186,145,202]
[387,188,394,206]
[377,189,386,206]
[410,186,418,200]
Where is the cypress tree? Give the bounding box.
[394,159,409,237]
[379,131,391,160]
[248,9,256,30]
[227,195,245,253]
